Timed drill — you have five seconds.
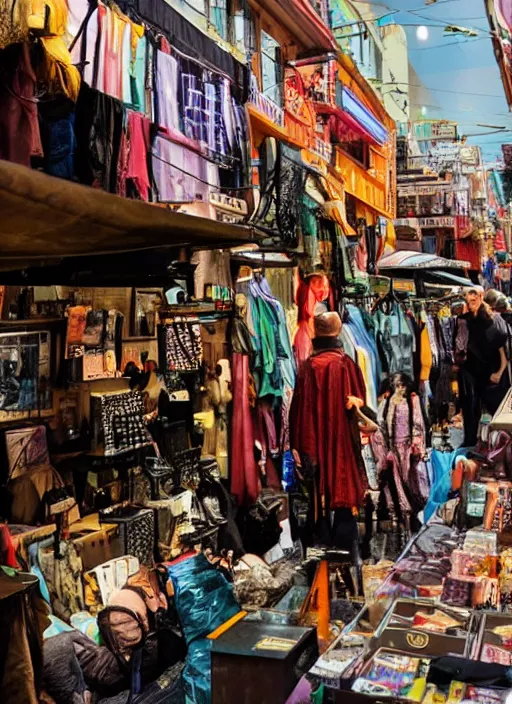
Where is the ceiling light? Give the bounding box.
[416,25,429,41]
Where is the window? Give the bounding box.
[206,0,254,54]
[209,0,228,39]
[337,139,369,168]
[345,194,357,230]
[232,1,255,56]
[397,195,417,218]
[261,30,282,106]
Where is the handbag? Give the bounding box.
[99,503,155,566]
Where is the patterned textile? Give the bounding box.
[121,509,154,566]
[164,322,202,372]
[181,70,206,143]
[100,391,150,456]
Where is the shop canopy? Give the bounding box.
[423,270,474,288]
[0,161,258,276]
[378,251,470,272]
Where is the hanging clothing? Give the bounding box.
[74,83,125,193]
[375,305,414,379]
[117,109,151,200]
[155,50,181,135]
[230,352,259,506]
[152,135,218,203]
[255,276,296,451]
[290,342,367,510]
[0,43,43,167]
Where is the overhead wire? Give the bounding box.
[409,36,489,50]
[380,82,508,99]
[151,152,253,192]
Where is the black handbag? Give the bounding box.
[99,503,155,566]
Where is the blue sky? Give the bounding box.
[364,0,512,163]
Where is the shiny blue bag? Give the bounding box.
[168,553,241,704]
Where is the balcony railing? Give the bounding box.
[249,83,285,128]
[311,135,332,162]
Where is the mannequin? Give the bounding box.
[201,359,232,479]
[456,286,510,446]
[371,373,427,535]
[290,312,367,553]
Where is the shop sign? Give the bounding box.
[209,193,248,223]
[429,122,457,140]
[396,136,409,173]
[460,145,480,167]
[395,218,419,228]
[398,183,457,197]
[418,216,455,228]
[376,278,415,295]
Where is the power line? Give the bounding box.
[345,0,492,42]
[381,81,507,99]
[151,152,252,192]
[409,35,488,50]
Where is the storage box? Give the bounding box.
[210,620,318,704]
[372,598,474,657]
[472,611,512,663]
[324,647,431,703]
[70,513,122,571]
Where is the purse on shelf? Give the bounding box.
[99,503,155,566]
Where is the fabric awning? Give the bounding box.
[0,161,258,273]
[423,271,474,287]
[340,87,389,145]
[378,251,470,271]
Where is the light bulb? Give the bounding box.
[416,25,429,41]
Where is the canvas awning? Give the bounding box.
[423,270,474,288]
[0,161,258,274]
[378,251,470,271]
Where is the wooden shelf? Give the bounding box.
[0,317,64,326]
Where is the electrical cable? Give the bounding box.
[151,152,253,191]
[343,0,491,38]
[380,82,508,99]
[409,35,488,50]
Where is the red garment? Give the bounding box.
[0,525,18,568]
[118,110,151,200]
[160,37,172,54]
[290,348,367,509]
[252,400,280,490]
[126,111,150,200]
[230,352,260,505]
[293,276,334,365]
[455,238,482,270]
[0,44,42,166]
